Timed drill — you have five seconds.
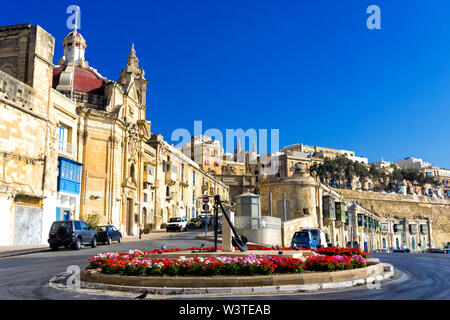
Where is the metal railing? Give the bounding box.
[235,216,281,230]
[58,141,76,157]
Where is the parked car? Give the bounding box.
[392,248,407,253]
[443,248,450,254]
[166,217,188,232]
[198,214,208,226]
[291,230,317,249]
[48,220,97,251]
[427,248,444,254]
[95,225,122,245]
[188,218,204,229]
[300,228,328,248]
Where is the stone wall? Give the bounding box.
[337,189,450,247]
[0,72,47,197]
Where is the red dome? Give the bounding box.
[53,65,105,95]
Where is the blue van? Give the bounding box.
[291,230,317,249]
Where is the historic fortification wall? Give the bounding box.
[336,189,450,247]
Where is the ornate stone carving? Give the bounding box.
[82,130,89,143]
[126,123,139,160]
[0,38,18,49]
[109,135,119,149]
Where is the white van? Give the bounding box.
[300,228,328,248]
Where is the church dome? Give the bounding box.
[53,65,105,95]
[53,30,107,95]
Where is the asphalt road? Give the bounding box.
[198,252,450,300]
[0,230,448,300]
[0,230,208,300]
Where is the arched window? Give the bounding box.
[142,207,147,224]
[382,238,386,249]
[411,237,415,251]
[395,238,400,249]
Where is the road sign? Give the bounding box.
[202,203,210,211]
[202,196,209,204]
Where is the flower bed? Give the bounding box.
[314,247,369,258]
[146,245,368,257]
[88,252,305,276]
[304,254,368,272]
[87,247,368,276]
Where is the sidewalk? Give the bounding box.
[0,230,171,258]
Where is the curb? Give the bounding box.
[79,262,389,294]
[53,263,395,297]
[0,247,50,258]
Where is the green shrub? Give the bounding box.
[86,214,101,228]
[143,224,152,234]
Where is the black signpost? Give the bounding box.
[214,199,218,251]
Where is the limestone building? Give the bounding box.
[0,24,66,245]
[149,134,229,228]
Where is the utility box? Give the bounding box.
[235,192,261,219]
[234,192,281,246]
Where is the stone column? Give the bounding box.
[222,211,235,252]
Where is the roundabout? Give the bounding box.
[72,246,395,297]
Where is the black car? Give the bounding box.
[48,220,97,251]
[95,225,122,245]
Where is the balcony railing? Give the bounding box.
[144,173,155,185]
[58,141,76,158]
[420,225,428,233]
[409,225,417,234]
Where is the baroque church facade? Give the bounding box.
[0,23,228,245]
[51,28,153,237]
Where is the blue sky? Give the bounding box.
[1,0,449,168]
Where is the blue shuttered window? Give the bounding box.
[58,157,83,195]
